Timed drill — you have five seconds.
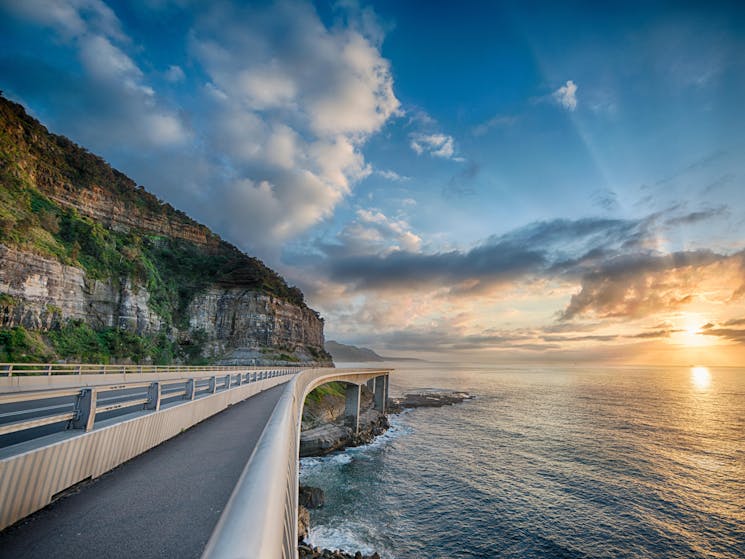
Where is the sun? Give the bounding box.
[676,314,714,348]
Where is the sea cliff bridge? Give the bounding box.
[0,363,392,558]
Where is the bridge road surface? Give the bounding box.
[0,383,287,559]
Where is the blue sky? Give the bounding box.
[1,0,744,362]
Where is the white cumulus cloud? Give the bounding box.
[553,80,578,111]
[409,133,457,159]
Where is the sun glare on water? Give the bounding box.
[691,366,711,389]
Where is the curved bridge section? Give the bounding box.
[202,367,392,559]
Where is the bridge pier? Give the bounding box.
[374,374,386,413]
[344,384,361,433]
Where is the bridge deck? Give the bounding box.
[0,383,287,559]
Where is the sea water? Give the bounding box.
[299,363,745,558]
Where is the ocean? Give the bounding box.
[299,363,745,559]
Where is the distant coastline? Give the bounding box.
[325,340,422,363]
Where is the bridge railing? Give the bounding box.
[202,368,392,559]
[0,362,305,377]
[0,369,297,439]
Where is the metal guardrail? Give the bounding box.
[0,362,304,377]
[202,368,392,559]
[0,368,297,439]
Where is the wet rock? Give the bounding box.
[387,391,471,413]
[298,505,310,542]
[299,485,325,509]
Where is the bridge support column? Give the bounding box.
[374,375,386,413]
[344,384,361,434]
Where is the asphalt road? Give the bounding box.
[0,383,286,559]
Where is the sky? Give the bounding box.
[1,0,744,365]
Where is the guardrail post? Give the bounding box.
[225,374,231,389]
[185,379,196,400]
[47,364,52,376]
[345,384,361,434]
[209,376,217,394]
[146,382,161,411]
[6,364,12,378]
[374,375,386,412]
[70,388,97,431]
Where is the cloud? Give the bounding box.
[472,114,517,136]
[663,206,728,227]
[1,0,125,41]
[375,169,409,181]
[559,250,743,320]
[185,0,400,252]
[701,321,745,344]
[590,189,619,212]
[318,208,423,258]
[0,0,189,150]
[553,80,578,111]
[164,64,185,82]
[409,132,457,159]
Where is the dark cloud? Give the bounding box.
[627,329,679,339]
[559,250,731,320]
[323,216,647,291]
[590,189,619,212]
[663,206,728,227]
[374,328,559,352]
[701,321,745,344]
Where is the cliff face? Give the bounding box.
[0,245,160,333]
[0,95,331,365]
[187,288,326,363]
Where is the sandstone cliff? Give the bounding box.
[0,95,331,365]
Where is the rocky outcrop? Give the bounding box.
[299,485,325,509]
[300,408,389,457]
[387,391,472,413]
[298,544,380,559]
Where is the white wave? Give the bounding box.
[301,414,413,473]
[307,523,391,558]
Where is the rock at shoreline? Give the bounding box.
[299,485,325,509]
[298,505,311,542]
[386,391,471,413]
[298,543,380,559]
[300,408,389,457]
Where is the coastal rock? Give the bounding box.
[387,391,471,413]
[298,543,380,559]
[299,409,389,457]
[298,505,310,542]
[299,485,325,509]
